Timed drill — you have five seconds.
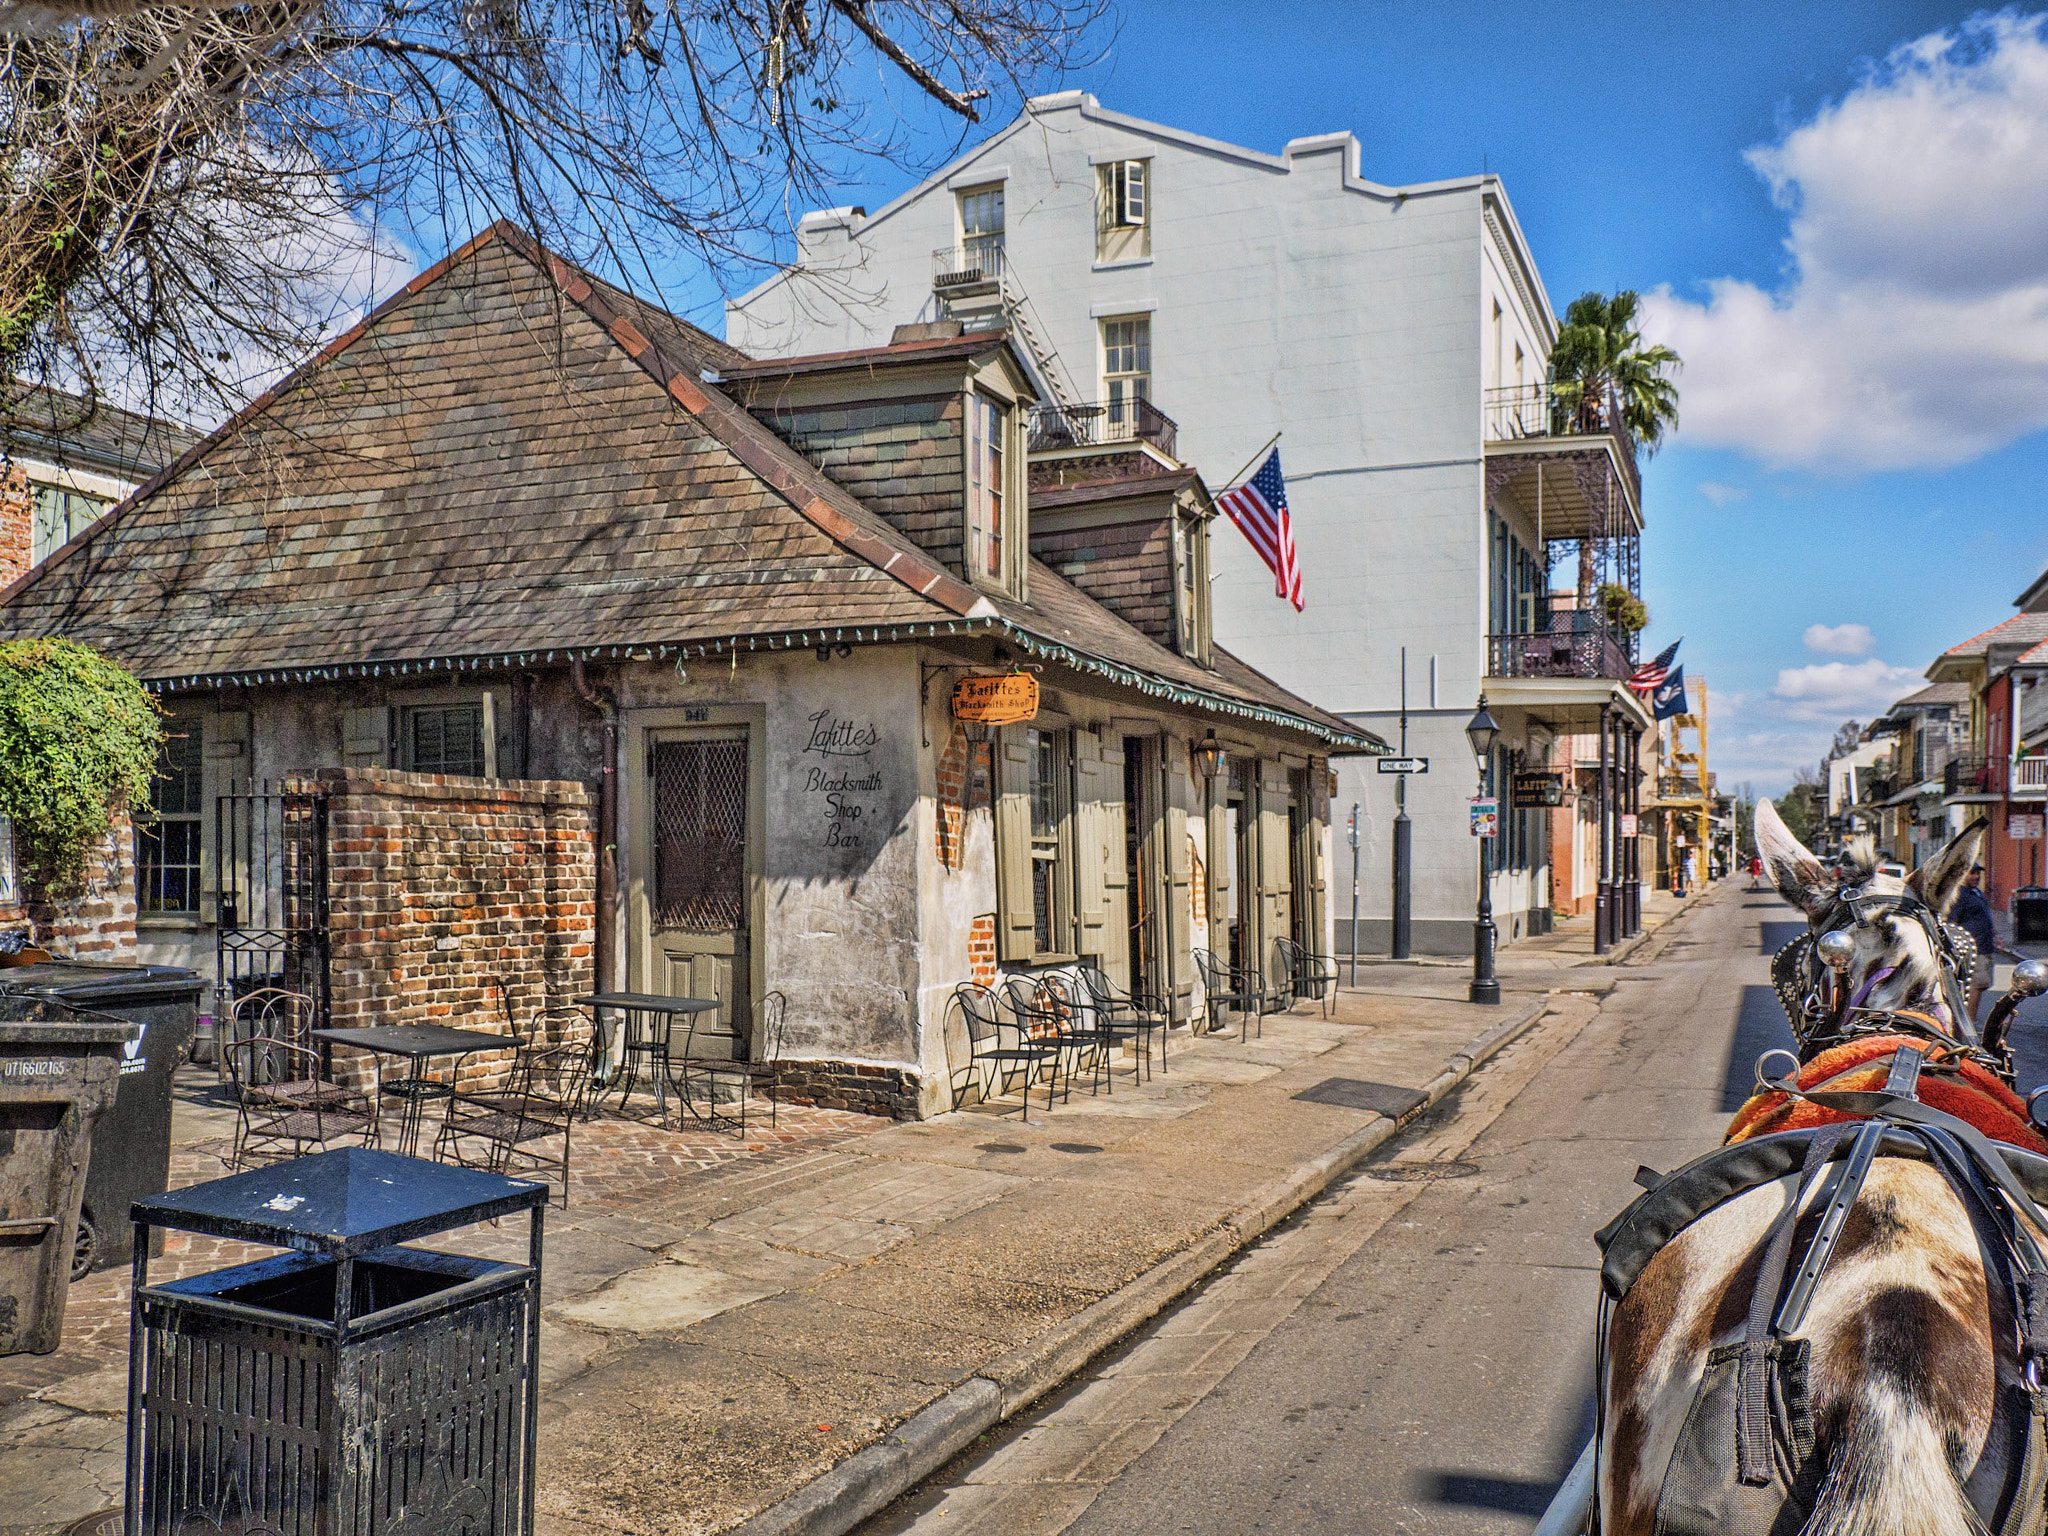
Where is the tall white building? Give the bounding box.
[731,92,1652,957]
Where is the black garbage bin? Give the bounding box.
[128,1147,547,1536]
[0,999,139,1355]
[2019,887,2048,945]
[0,961,203,1276]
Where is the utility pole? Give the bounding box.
[1348,802,1362,986]
[1392,648,1412,960]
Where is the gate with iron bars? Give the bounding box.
[214,780,331,1029]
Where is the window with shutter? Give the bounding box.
[1096,159,1152,262]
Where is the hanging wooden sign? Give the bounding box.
[952,673,1039,726]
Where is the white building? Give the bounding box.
[731,92,1652,957]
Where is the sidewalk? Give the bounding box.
[0,896,1705,1536]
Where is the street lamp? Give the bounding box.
[1466,697,1501,1005]
[1193,730,1227,781]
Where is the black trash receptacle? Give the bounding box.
[2018,887,2048,945]
[0,1000,139,1355]
[0,961,203,1277]
[128,1148,547,1536]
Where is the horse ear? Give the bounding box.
[1908,816,1988,917]
[1756,797,1832,918]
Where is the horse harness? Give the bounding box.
[1597,1044,2048,1536]
[1771,881,1980,1054]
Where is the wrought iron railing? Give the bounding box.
[1484,380,1642,510]
[932,240,1006,288]
[1027,398,1178,458]
[1943,754,1989,795]
[1486,618,1633,682]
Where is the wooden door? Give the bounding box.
[644,731,752,1060]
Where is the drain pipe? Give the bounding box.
[570,658,620,996]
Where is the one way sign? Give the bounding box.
[1376,757,1428,775]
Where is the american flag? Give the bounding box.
[1628,638,1681,694]
[1217,447,1303,612]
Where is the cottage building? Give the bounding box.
[0,224,1376,1118]
[727,91,1656,956]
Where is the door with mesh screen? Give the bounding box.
[645,732,752,1060]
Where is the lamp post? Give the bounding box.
[1467,697,1501,1005]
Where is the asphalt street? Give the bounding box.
[865,881,2048,1535]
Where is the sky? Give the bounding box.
[706,0,2048,798]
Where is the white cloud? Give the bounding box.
[1643,13,2048,472]
[1802,622,1876,656]
[1698,481,1749,506]
[1769,658,1921,719]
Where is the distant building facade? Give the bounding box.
[731,92,1654,957]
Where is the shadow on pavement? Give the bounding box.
[1723,986,1796,1111]
[1421,1391,1595,1517]
[1758,921,1805,957]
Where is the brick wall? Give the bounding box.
[0,464,31,591]
[21,812,138,958]
[315,769,595,1089]
[770,1058,920,1120]
[968,913,997,988]
[932,725,990,870]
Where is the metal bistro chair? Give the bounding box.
[1003,974,1118,1103]
[951,982,1059,1120]
[436,1041,590,1207]
[1274,937,1339,1020]
[1192,948,1267,1042]
[223,1037,377,1170]
[675,991,790,1137]
[1075,965,1169,1080]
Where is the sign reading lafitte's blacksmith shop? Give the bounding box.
[951,673,1039,725]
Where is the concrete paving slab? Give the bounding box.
[706,1209,916,1261]
[663,1230,848,1285]
[548,1260,785,1333]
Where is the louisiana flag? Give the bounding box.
[1216,447,1303,611]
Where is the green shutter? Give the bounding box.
[995,727,1036,961]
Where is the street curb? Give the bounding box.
[728,994,1560,1536]
[1594,882,1716,967]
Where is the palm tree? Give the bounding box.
[1549,290,1681,453]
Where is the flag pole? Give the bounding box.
[1219,430,1282,492]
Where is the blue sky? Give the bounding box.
[703,0,2048,796]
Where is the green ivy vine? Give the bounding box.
[0,639,161,893]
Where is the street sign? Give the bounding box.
[1620,813,1639,837]
[1469,797,1498,839]
[2011,815,2044,840]
[1377,757,1429,775]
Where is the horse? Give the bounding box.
[1598,800,2048,1536]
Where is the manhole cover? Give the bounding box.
[61,1513,122,1536]
[1293,1078,1427,1117]
[1365,1160,1481,1183]
[1049,1143,1102,1154]
[977,1143,1027,1154]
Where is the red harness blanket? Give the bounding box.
[1726,1033,2048,1153]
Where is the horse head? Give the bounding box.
[1756,796,1984,1044]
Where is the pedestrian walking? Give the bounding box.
[1954,862,1999,1022]
[1748,854,1764,891]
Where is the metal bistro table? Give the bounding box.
[576,993,719,1125]
[312,1024,514,1157]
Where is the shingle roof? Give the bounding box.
[0,224,1377,752]
[1890,682,1970,710]
[1941,611,2048,658]
[3,382,197,480]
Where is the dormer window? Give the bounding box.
[967,391,1012,587]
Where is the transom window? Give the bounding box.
[31,483,109,564]
[1096,159,1150,262]
[1101,315,1152,431]
[138,725,204,915]
[966,392,1009,585]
